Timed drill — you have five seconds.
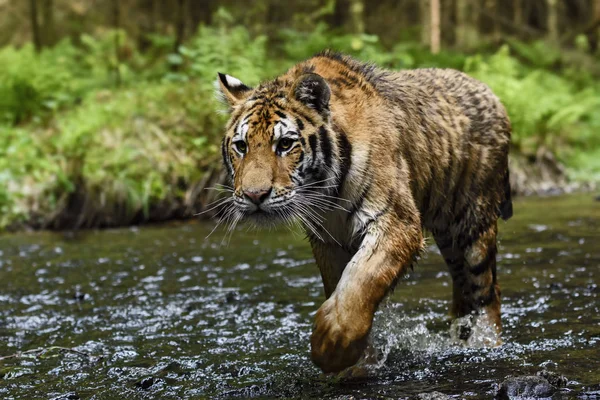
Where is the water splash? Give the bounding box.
[369,303,453,369]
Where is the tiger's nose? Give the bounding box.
[243,188,272,205]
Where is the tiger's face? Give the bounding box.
[215,72,339,227]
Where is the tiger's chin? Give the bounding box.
[241,207,292,228]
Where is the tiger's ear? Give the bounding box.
[291,73,330,115]
[215,73,253,109]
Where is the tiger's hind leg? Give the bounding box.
[434,222,501,334]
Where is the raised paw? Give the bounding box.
[310,295,372,373]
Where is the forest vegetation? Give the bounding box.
[0,0,599,230]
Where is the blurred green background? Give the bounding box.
[0,0,599,231]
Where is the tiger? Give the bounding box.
[214,50,512,374]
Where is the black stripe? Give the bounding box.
[221,137,233,177]
[260,109,271,121]
[232,121,241,138]
[347,179,372,221]
[270,101,287,112]
[443,138,455,198]
[308,134,318,164]
[296,118,305,131]
[469,248,495,276]
[367,204,391,226]
[444,256,461,266]
[294,109,316,126]
[274,110,286,119]
[434,232,453,249]
[246,101,264,113]
[318,126,333,168]
[336,130,352,195]
[227,110,246,131]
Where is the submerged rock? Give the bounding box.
[496,375,556,399]
[54,394,79,400]
[414,392,452,400]
[135,377,155,390]
[536,370,568,388]
[580,383,600,398]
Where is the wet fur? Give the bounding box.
[216,51,512,373]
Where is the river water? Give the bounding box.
[0,194,598,399]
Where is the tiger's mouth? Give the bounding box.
[241,204,293,227]
[240,199,293,217]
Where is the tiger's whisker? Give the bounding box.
[194,197,233,216]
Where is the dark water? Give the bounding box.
[0,194,599,399]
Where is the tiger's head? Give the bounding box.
[215,71,345,228]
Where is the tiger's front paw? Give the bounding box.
[310,295,372,374]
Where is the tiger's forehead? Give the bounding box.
[231,105,298,142]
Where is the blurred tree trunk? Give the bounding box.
[420,0,431,47]
[485,0,500,41]
[469,0,479,43]
[591,0,600,52]
[149,0,159,33]
[546,0,559,42]
[430,0,441,53]
[189,0,217,28]
[30,0,42,52]
[456,0,469,48]
[41,0,55,46]
[442,0,453,46]
[330,0,347,30]
[513,0,523,27]
[330,0,363,35]
[112,0,121,87]
[349,0,365,34]
[174,0,186,52]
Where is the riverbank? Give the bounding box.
[2,145,596,232]
[2,28,599,231]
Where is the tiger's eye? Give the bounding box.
[234,141,247,154]
[278,138,294,152]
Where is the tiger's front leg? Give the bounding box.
[310,211,423,373]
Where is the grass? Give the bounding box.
[0,82,225,229]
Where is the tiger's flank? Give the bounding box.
[214,50,512,374]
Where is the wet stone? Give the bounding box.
[55,394,79,400]
[225,291,239,303]
[414,391,452,399]
[537,370,568,388]
[135,377,155,390]
[549,282,563,290]
[496,376,556,399]
[73,291,87,301]
[580,383,600,398]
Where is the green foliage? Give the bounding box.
[0,42,79,124]
[0,32,148,127]
[465,45,600,157]
[1,19,600,230]
[173,9,271,86]
[0,82,222,229]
